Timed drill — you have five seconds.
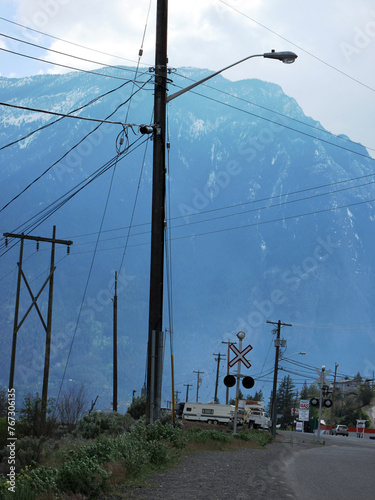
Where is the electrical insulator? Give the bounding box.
[139,49,143,56]
[67,246,70,255]
[36,241,39,251]
[5,238,8,247]
[119,137,124,145]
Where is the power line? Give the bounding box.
[0,136,150,257]
[0,78,152,214]
[0,46,145,82]
[0,15,149,68]
[218,0,375,94]
[0,32,150,77]
[172,70,375,154]
[0,100,127,125]
[174,86,373,161]
[0,79,140,152]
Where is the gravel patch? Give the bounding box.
[102,435,315,499]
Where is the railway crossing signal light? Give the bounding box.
[223,375,236,387]
[242,376,255,389]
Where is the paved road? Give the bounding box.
[280,431,375,500]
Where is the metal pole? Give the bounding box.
[233,336,243,435]
[317,366,325,441]
[146,0,168,425]
[113,272,118,412]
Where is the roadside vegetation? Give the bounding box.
[0,391,272,499]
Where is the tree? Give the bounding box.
[127,395,146,420]
[300,381,309,400]
[17,393,56,437]
[0,387,6,418]
[359,383,373,407]
[57,383,87,428]
[276,375,296,429]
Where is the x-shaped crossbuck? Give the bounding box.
[228,343,253,369]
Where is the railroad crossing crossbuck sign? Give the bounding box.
[229,343,253,369]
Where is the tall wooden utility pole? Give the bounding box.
[113,271,118,412]
[194,370,204,402]
[213,352,226,403]
[330,362,338,433]
[184,383,192,402]
[4,227,72,418]
[146,0,168,424]
[267,319,292,438]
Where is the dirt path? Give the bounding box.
[102,435,316,499]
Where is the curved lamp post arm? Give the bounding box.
[166,50,297,103]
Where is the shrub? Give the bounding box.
[17,394,56,438]
[0,436,47,472]
[73,411,134,439]
[56,457,110,497]
[127,395,146,420]
[186,428,231,444]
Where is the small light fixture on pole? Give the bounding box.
[280,352,306,361]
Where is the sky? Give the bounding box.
[0,0,374,158]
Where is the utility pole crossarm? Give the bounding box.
[4,232,73,246]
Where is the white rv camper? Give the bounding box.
[182,402,235,425]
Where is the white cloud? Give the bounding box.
[2,0,374,155]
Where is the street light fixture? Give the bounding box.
[280,352,306,360]
[146,2,298,424]
[167,50,298,102]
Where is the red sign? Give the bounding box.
[228,344,252,369]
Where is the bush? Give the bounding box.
[17,394,56,438]
[73,411,134,439]
[127,395,146,420]
[56,457,110,498]
[0,418,7,450]
[186,428,231,444]
[234,429,273,447]
[0,436,47,472]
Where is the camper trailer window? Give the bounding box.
[186,407,192,412]
[202,409,214,415]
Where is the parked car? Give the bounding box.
[332,424,349,436]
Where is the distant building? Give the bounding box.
[330,379,359,395]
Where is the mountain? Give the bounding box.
[0,67,374,410]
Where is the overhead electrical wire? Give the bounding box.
[57,151,121,403]
[0,32,150,77]
[0,77,152,214]
[0,15,150,68]
[0,135,150,257]
[169,85,374,161]
[56,0,154,398]
[218,0,375,94]
[57,167,375,245]
[0,100,127,125]
[0,46,144,82]
[0,79,139,152]
[172,70,375,155]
